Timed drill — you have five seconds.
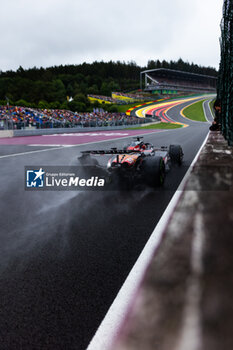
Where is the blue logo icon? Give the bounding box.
[26,168,45,188]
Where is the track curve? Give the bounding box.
[135,95,215,126]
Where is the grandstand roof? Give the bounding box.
[140,68,217,81]
[140,68,217,93]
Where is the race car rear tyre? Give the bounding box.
[143,156,165,187]
[169,145,183,165]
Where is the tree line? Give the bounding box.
[0,59,217,112]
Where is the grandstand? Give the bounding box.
[140,68,217,94]
[0,105,148,130]
[112,92,143,102]
[87,95,115,104]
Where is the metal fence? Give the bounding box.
[218,0,233,145]
[0,117,155,131]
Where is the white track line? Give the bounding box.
[86,131,210,350]
[0,145,68,159]
[28,144,66,147]
[0,130,170,160]
[203,99,215,124]
[208,99,215,120]
[203,98,215,123]
[203,100,210,123]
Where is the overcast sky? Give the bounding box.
[0,0,223,72]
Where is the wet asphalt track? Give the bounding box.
[0,99,213,350]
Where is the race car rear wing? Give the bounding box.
[81,148,139,155]
[78,148,139,165]
[80,146,168,156]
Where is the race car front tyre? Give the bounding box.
[143,156,165,187]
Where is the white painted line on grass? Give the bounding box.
[87,131,210,350]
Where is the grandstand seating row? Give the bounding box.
[142,69,217,93]
[0,105,146,130]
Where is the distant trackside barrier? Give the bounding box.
[0,130,13,138]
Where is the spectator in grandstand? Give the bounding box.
[0,105,143,129]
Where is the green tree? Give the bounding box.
[34,81,47,102]
[68,101,86,112]
[100,82,110,96]
[51,79,66,102]
[60,101,68,109]
[108,80,120,92]
[38,100,49,109]
[16,99,29,107]
[87,84,99,95]
[73,93,87,104]
[147,60,156,69]
[66,83,74,97]
[49,101,61,109]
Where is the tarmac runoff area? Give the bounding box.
[0,129,165,146]
[105,131,233,350]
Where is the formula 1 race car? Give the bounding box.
[78,137,183,189]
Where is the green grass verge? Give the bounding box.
[127,122,183,130]
[115,104,137,113]
[113,102,147,113]
[183,99,208,122]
